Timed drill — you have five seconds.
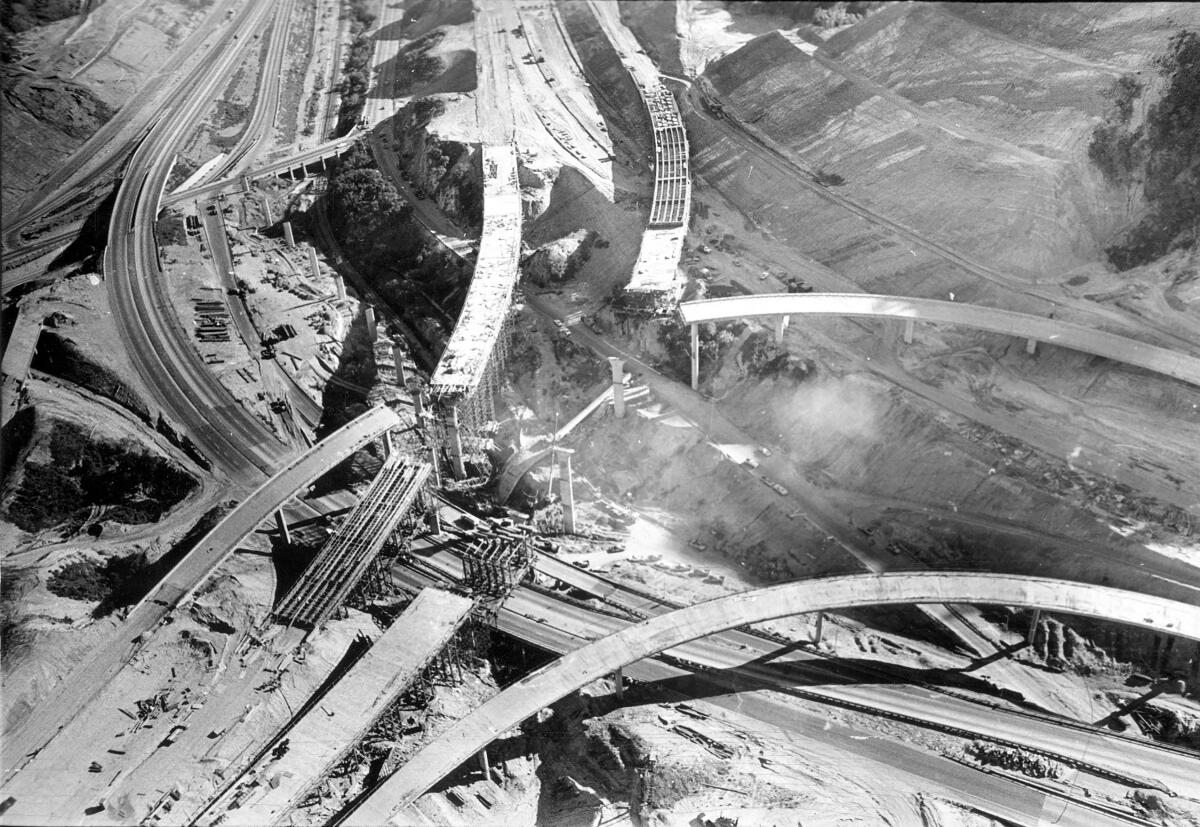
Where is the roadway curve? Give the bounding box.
[350,572,1200,822]
[0,404,399,783]
[104,0,288,485]
[680,293,1200,389]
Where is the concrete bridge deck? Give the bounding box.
[198,588,474,825]
[345,572,1200,823]
[429,145,522,398]
[586,0,690,309]
[680,293,1200,388]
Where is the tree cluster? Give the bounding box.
[1090,30,1200,270]
[4,420,196,532]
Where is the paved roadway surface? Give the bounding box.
[104,0,288,487]
[0,405,399,786]
[352,571,1200,823]
[681,293,1200,389]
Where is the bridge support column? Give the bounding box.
[263,199,274,227]
[903,319,915,344]
[690,323,699,390]
[1025,337,1037,355]
[382,429,394,458]
[414,391,427,433]
[392,343,407,386]
[774,314,790,344]
[282,221,295,247]
[319,154,327,171]
[1027,608,1042,643]
[608,357,625,418]
[613,665,624,699]
[478,748,490,779]
[333,272,346,301]
[274,510,291,545]
[557,449,576,534]
[365,306,377,342]
[447,405,467,479]
[811,612,824,645]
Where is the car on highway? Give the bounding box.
[760,476,788,496]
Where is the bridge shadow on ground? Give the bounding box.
[374,0,471,43]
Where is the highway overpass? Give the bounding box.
[164,132,360,207]
[1,404,400,780]
[346,571,1200,824]
[679,293,1200,389]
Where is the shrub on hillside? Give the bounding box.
[3,420,196,532]
[1091,30,1200,270]
[30,331,151,422]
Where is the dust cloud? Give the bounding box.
[770,376,882,449]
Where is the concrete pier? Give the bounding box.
[774,314,789,344]
[392,344,407,386]
[446,405,467,479]
[557,448,576,534]
[365,306,377,342]
[282,221,295,247]
[608,357,625,418]
[690,323,699,390]
[274,510,291,545]
[1026,337,1037,355]
[333,272,346,301]
[903,318,915,344]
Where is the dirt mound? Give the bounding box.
[0,69,113,211]
[526,165,644,298]
[30,330,151,422]
[525,228,596,286]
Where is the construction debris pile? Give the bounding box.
[958,423,1193,536]
[964,741,1064,779]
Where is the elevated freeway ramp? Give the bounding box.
[429,145,521,399]
[196,588,474,825]
[345,572,1200,823]
[679,293,1200,389]
[587,0,690,313]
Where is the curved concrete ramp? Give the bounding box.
[347,572,1200,824]
[679,293,1200,388]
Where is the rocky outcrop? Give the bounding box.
[524,229,596,286]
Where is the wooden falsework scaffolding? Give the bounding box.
[274,456,432,628]
[460,533,534,598]
[432,306,515,475]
